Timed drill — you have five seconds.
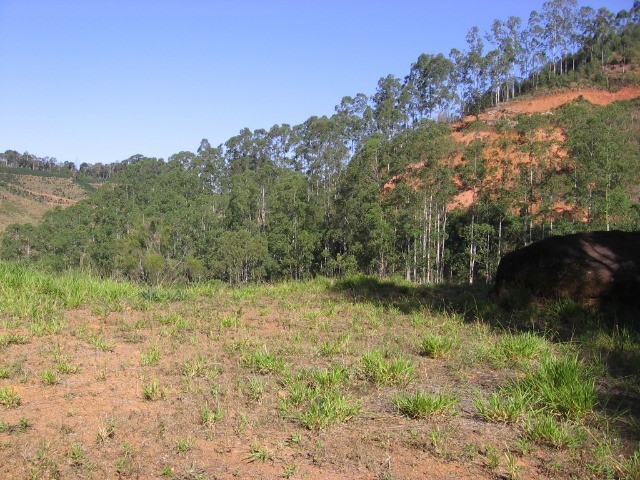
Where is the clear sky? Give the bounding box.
[0,0,631,165]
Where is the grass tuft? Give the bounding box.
[299,391,360,430]
[418,334,455,358]
[520,355,597,418]
[393,390,459,418]
[361,349,416,385]
[0,386,21,407]
[241,348,285,374]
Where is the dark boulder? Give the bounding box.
[492,231,640,306]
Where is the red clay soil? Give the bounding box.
[469,85,640,122]
[383,84,640,213]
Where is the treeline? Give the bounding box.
[3,98,638,285]
[0,150,76,175]
[2,0,639,285]
[0,150,145,180]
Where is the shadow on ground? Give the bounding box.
[332,274,640,423]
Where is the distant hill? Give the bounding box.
[0,167,95,232]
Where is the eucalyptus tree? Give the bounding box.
[334,93,374,155]
[540,0,579,74]
[372,74,409,138]
[486,16,524,101]
[450,26,492,116]
[405,53,456,121]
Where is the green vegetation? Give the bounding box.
[2,2,639,288]
[0,386,21,407]
[0,266,638,477]
[298,391,361,430]
[392,390,459,418]
[1,1,639,477]
[360,349,416,386]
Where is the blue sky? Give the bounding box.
[0,0,630,165]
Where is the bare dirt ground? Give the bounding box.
[467,85,640,122]
[0,282,634,480]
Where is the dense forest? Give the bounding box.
[2,0,640,285]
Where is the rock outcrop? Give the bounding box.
[492,231,640,306]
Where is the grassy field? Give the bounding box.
[0,262,639,479]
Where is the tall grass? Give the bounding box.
[0,261,199,325]
[0,262,136,316]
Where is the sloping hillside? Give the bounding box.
[0,168,93,232]
[384,84,640,215]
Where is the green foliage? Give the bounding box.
[241,348,285,374]
[419,334,456,358]
[360,349,416,385]
[0,386,21,407]
[298,391,360,430]
[392,390,459,418]
[519,355,597,419]
[474,385,533,423]
[489,332,550,367]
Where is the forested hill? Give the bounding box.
[0,166,94,232]
[2,0,640,285]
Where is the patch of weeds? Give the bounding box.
[428,427,446,451]
[318,334,350,356]
[246,443,272,463]
[219,312,242,329]
[280,378,315,408]
[140,343,161,366]
[157,312,191,330]
[115,442,134,474]
[308,364,349,390]
[30,305,65,336]
[55,360,79,374]
[41,369,60,385]
[0,333,29,349]
[143,378,164,401]
[96,418,116,443]
[525,412,587,449]
[285,433,302,446]
[182,354,209,378]
[484,444,500,469]
[0,365,12,378]
[490,332,550,367]
[241,348,285,374]
[615,444,640,480]
[418,334,456,358]
[0,386,20,407]
[281,463,298,478]
[244,377,265,402]
[0,416,30,433]
[474,384,532,423]
[174,437,195,453]
[504,448,522,479]
[299,391,360,430]
[393,390,459,418]
[140,286,187,302]
[68,442,85,467]
[360,349,416,385]
[520,355,597,418]
[86,332,115,352]
[200,402,222,427]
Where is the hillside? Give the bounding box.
[0,167,93,232]
[384,84,640,212]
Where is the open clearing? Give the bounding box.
[1,264,639,479]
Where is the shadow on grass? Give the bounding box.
[332,274,640,422]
